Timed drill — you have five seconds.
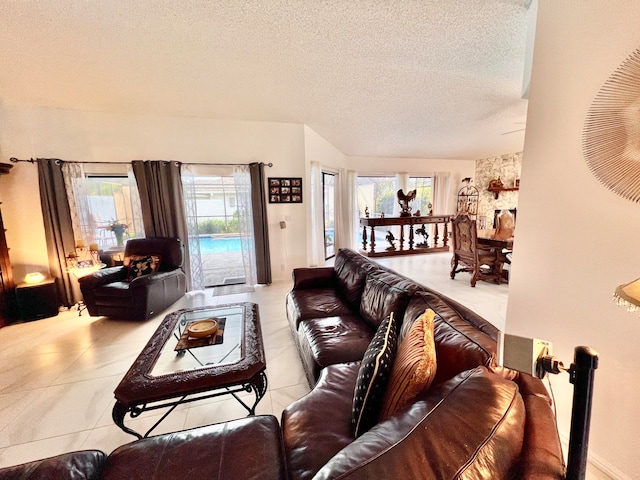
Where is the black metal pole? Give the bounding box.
[565,346,599,480]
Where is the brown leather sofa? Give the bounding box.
[2,248,565,479]
[283,248,566,479]
[0,415,287,480]
[78,237,187,320]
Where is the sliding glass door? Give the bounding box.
[186,174,247,288]
[182,165,256,289]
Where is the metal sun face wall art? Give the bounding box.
[583,47,640,202]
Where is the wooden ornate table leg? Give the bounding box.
[408,224,414,250]
[443,221,449,247]
[399,225,405,250]
[362,226,368,251]
[434,224,440,247]
[370,226,376,253]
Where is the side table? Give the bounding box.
[15,278,58,321]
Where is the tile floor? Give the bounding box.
[0,252,507,468]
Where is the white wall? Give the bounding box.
[0,105,473,283]
[507,2,640,478]
[0,104,306,283]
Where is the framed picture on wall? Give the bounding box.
[268,178,303,203]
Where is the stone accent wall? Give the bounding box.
[474,152,522,228]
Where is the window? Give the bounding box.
[83,175,144,248]
[356,176,396,217]
[407,176,433,215]
[322,172,336,260]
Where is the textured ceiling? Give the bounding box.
[0,1,533,160]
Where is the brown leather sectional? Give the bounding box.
[283,248,565,479]
[0,248,565,479]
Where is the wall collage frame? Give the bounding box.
[268,177,303,203]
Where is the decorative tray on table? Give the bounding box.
[175,317,226,350]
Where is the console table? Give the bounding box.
[359,215,453,257]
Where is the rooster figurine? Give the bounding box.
[397,189,417,217]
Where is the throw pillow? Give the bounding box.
[127,254,162,279]
[352,312,398,437]
[380,308,437,420]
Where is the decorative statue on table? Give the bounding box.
[385,231,396,251]
[397,189,417,217]
[415,224,429,248]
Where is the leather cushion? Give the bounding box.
[359,275,411,330]
[352,314,398,437]
[380,308,437,420]
[299,315,374,369]
[286,289,352,328]
[333,249,372,309]
[0,450,106,480]
[103,415,286,480]
[315,366,526,480]
[124,237,183,270]
[282,362,360,480]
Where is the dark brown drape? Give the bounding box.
[37,158,80,306]
[131,160,192,289]
[249,162,272,284]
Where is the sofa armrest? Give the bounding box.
[77,266,128,288]
[282,362,359,480]
[291,267,335,290]
[506,370,566,479]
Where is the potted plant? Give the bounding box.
[106,220,129,247]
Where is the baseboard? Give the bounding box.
[559,433,631,479]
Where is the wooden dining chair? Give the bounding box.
[450,215,502,287]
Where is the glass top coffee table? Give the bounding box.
[112,303,267,439]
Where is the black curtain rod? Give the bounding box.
[9,157,273,167]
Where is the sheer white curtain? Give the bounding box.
[393,172,409,217]
[336,168,358,250]
[433,172,451,215]
[181,165,204,291]
[125,166,145,240]
[62,162,90,243]
[233,165,258,287]
[309,161,325,266]
[61,162,143,246]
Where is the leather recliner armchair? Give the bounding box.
[78,237,187,320]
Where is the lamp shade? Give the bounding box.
[613,278,640,312]
[24,272,46,284]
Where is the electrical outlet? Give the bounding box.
[499,333,552,379]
